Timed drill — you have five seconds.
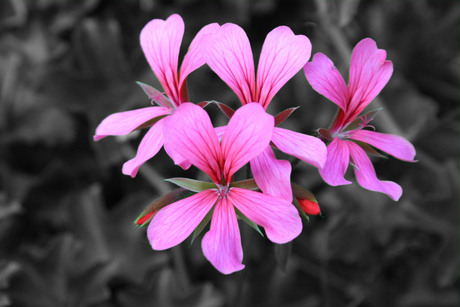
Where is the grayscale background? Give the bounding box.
[0,0,458,306]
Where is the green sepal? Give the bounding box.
[344,108,382,132]
[229,179,259,190]
[190,206,215,245]
[318,128,333,141]
[213,101,235,119]
[135,115,168,130]
[136,81,174,108]
[292,197,310,222]
[274,107,299,126]
[165,178,216,192]
[354,140,388,159]
[134,188,192,227]
[291,183,316,202]
[198,101,211,108]
[292,183,319,221]
[235,208,264,237]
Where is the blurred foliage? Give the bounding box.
[0,0,458,306]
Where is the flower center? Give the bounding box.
[216,184,230,198]
[331,130,349,140]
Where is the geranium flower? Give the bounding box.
[149,103,302,274]
[304,38,416,200]
[94,14,218,177]
[201,23,326,202]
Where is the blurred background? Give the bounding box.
[0,0,458,306]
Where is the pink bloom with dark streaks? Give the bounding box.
[304,38,416,200]
[94,14,218,177]
[202,23,326,202]
[149,103,302,274]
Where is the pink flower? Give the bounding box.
[304,38,416,200]
[201,23,327,202]
[149,103,302,274]
[94,14,218,177]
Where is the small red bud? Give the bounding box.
[136,211,155,226]
[296,198,321,215]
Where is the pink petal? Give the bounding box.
[163,103,222,183]
[221,103,274,181]
[163,143,192,170]
[304,53,348,111]
[214,126,226,141]
[122,118,166,177]
[250,147,292,202]
[202,23,255,105]
[347,38,393,116]
[347,141,402,201]
[348,130,416,162]
[179,23,220,90]
[272,127,327,169]
[257,26,311,109]
[319,138,352,186]
[148,190,218,250]
[201,197,244,274]
[140,14,183,105]
[94,106,170,141]
[228,188,302,244]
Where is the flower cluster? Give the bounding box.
[94,14,416,274]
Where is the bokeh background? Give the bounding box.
[0,0,458,306]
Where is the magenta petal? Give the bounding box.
[163,103,222,182]
[229,188,302,244]
[347,38,393,115]
[348,130,416,162]
[214,126,226,141]
[272,127,327,169]
[304,53,348,111]
[256,26,311,108]
[148,190,218,250]
[347,141,402,201]
[94,106,170,141]
[221,103,274,181]
[179,23,220,90]
[250,147,293,202]
[122,118,166,177]
[202,23,255,105]
[202,198,244,274]
[140,14,184,105]
[319,138,352,186]
[163,142,192,170]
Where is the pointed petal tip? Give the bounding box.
[347,141,404,201]
[272,127,327,170]
[201,198,245,274]
[93,134,105,141]
[122,160,139,178]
